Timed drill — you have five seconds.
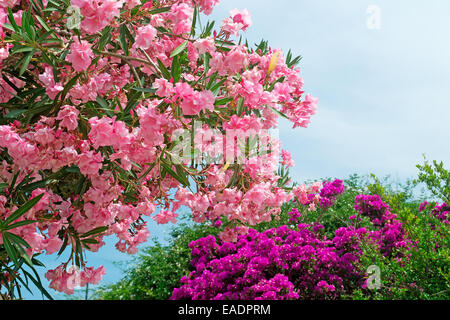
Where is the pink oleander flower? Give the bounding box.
[152,210,178,224]
[42,237,63,255]
[134,24,157,50]
[0,0,19,8]
[38,66,63,100]
[221,8,252,36]
[180,90,215,115]
[78,150,103,176]
[71,0,122,34]
[194,0,220,15]
[281,149,295,168]
[154,78,174,97]
[66,38,94,72]
[57,105,79,131]
[125,0,140,9]
[170,3,194,34]
[80,266,106,286]
[193,37,216,55]
[0,45,10,63]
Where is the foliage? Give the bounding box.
[96,172,449,300]
[0,194,52,300]
[415,156,450,203]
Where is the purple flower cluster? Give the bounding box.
[288,207,301,223]
[319,179,345,208]
[291,179,345,211]
[355,195,409,257]
[419,201,450,226]
[171,224,366,300]
[354,194,392,226]
[430,203,450,224]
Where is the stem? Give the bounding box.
[99,50,161,76]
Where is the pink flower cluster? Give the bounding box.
[45,265,105,295]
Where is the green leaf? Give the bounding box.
[203,52,211,74]
[171,54,181,83]
[12,239,33,266]
[19,49,35,76]
[157,58,171,80]
[80,226,109,238]
[5,220,37,230]
[21,178,55,193]
[82,238,99,244]
[149,6,171,14]
[3,193,44,226]
[119,24,132,56]
[65,165,81,174]
[60,73,82,101]
[201,21,215,38]
[6,232,31,249]
[11,46,34,54]
[96,96,109,109]
[190,6,198,36]
[2,233,19,265]
[9,171,20,194]
[5,109,27,119]
[22,8,35,41]
[210,79,226,95]
[214,97,233,106]
[170,40,188,58]
[19,51,35,76]
[269,106,289,119]
[236,97,244,116]
[22,269,53,300]
[34,15,51,32]
[7,8,20,32]
[138,162,156,182]
[133,87,157,93]
[160,161,190,187]
[57,233,69,257]
[97,26,113,51]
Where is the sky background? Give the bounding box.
[23,0,450,299]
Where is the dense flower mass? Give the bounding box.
[0,0,318,296]
[171,189,414,300]
[319,179,345,208]
[171,224,366,300]
[354,194,409,258]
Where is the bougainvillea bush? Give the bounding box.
[0,0,319,299]
[170,178,448,300]
[170,180,414,300]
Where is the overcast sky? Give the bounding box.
[25,1,450,299]
[212,0,450,183]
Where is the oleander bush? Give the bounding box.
[0,0,316,299]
